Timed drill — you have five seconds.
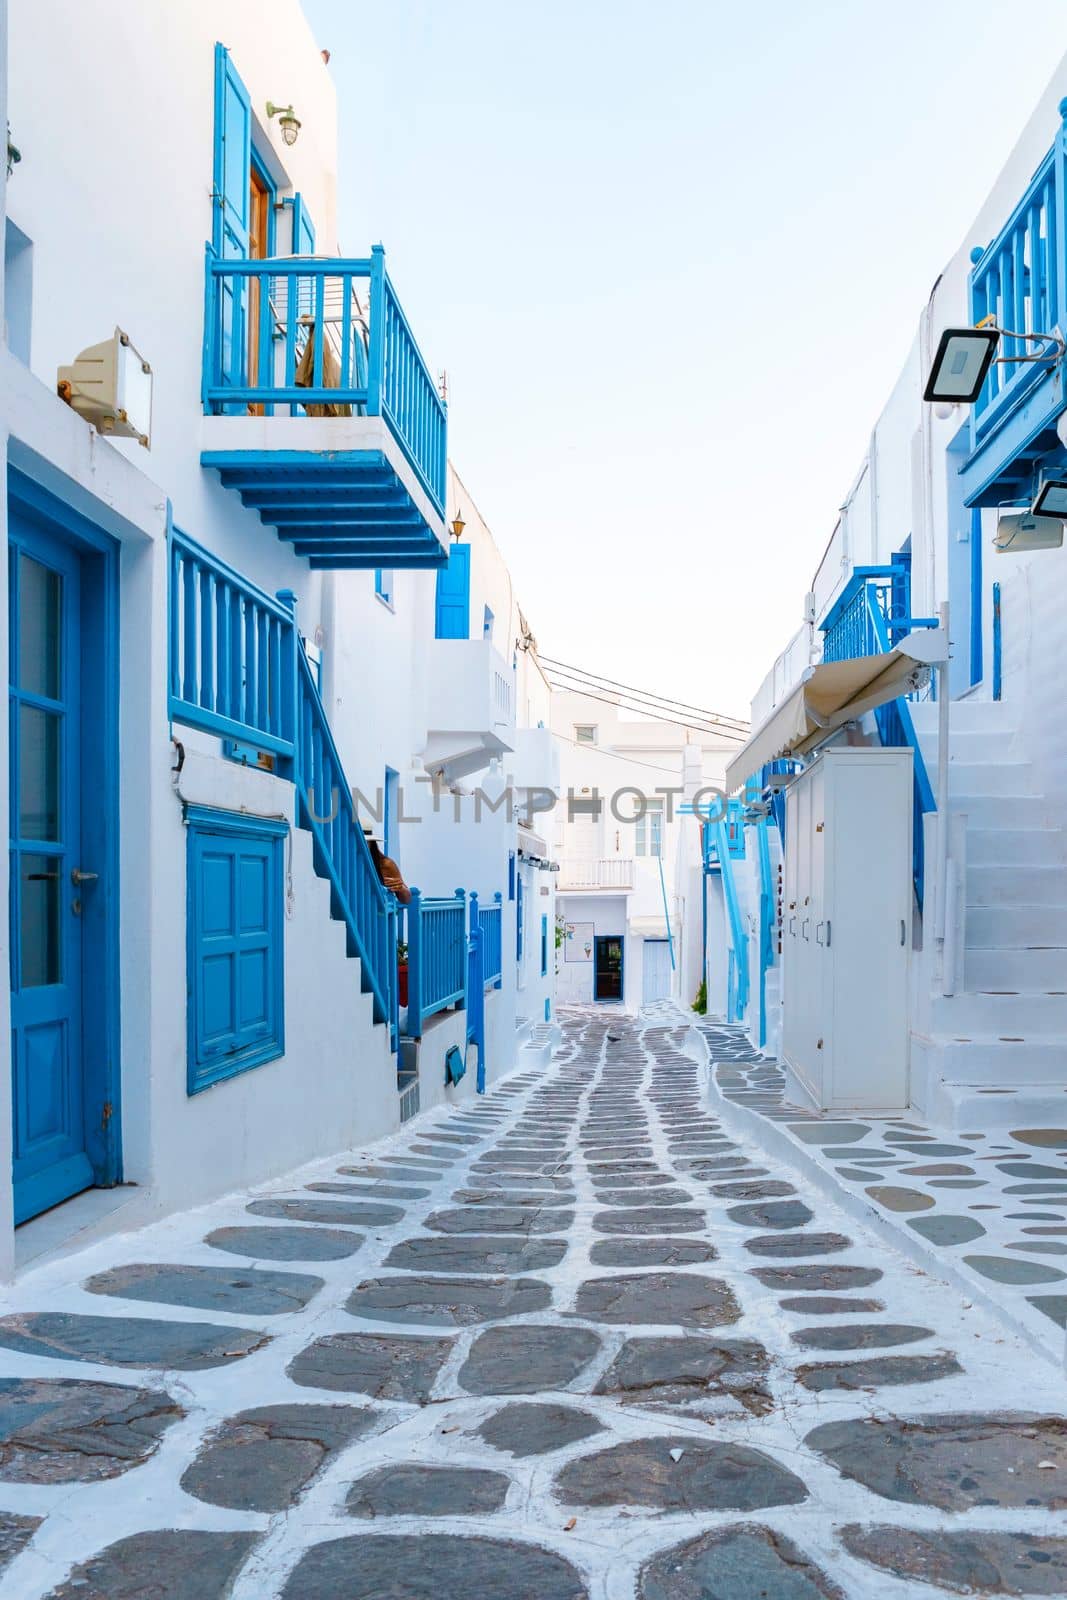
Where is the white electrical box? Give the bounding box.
[781,747,912,1111]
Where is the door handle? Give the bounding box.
[816,920,831,947]
[900,918,906,947]
[71,868,99,885]
[788,915,797,936]
[801,918,810,941]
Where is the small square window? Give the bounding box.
[575,725,597,744]
[186,808,286,1094]
[483,605,494,640]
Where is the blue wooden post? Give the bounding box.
[493,890,503,987]
[275,589,299,766]
[367,245,386,417]
[406,886,423,1038]
[386,890,399,1053]
[992,580,1003,700]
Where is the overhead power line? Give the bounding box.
[538,678,748,741]
[538,654,749,730]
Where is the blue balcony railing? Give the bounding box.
[821,561,917,663]
[405,889,467,1038]
[971,142,1060,436]
[203,245,447,514]
[168,526,297,759]
[476,891,504,989]
[962,104,1067,505]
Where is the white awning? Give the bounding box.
[724,628,948,794]
[629,915,676,937]
[517,821,548,859]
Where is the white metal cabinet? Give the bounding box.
[782,748,911,1111]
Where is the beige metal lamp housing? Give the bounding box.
[57,328,153,448]
[266,101,301,145]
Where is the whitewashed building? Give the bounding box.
[724,60,1067,1129]
[550,688,741,1013]
[0,0,556,1277]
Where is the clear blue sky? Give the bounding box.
[305,0,1067,718]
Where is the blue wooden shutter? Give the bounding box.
[541,914,549,976]
[291,193,317,255]
[435,545,471,639]
[516,874,524,960]
[188,812,285,1093]
[213,43,252,394]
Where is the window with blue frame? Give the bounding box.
[375,568,394,609]
[516,874,524,961]
[384,767,400,861]
[508,850,516,900]
[186,807,286,1094]
[541,913,549,976]
[483,605,494,640]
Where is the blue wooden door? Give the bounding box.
[10,518,92,1223]
[434,545,470,639]
[213,43,252,399]
[642,938,671,1003]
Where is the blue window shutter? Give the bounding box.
[213,43,252,394]
[541,914,549,976]
[187,808,285,1093]
[291,193,317,255]
[508,851,516,901]
[434,545,470,639]
[516,874,524,961]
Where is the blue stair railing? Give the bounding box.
[168,528,297,760]
[466,901,486,1093]
[405,887,467,1037]
[291,620,398,1032]
[477,892,504,989]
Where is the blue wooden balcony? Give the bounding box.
[201,245,448,567]
[960,103,1067,508]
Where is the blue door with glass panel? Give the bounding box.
[9,518,93,1223]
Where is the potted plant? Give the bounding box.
[397,939,409,1007]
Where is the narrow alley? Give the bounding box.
[1,1009,1065,1598]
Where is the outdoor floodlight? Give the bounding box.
[922,327,1000,403]
[1032,478,1067,518]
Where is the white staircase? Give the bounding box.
[910,698,1067,1125]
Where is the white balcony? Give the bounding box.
[506,726,560,799]
[421,639,515,782]
[558,856,634,891]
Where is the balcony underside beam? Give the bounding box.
[202,446,447,570]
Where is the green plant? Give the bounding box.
[555,913,566,951]
[396,940,408,962]
[691,979,707,1015]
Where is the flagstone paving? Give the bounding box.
[701,1018,1067,1354]
[2,1008,1067,1596]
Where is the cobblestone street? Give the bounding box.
[2,1008,1067,1597]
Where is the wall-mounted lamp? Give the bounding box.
[923,322,1066,404]
[450,512,466,542]
[266,101,301,146]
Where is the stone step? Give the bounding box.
[945,762,1040,798]
[950,794,1067,828]
[932,990,1067,1036]
[909,697,1019,734]
[966,904,1067,947]
[965,945,1067,990]
[966,826,1067,866]
[967,864,1067,908]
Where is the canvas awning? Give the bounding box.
[724,628,948,794]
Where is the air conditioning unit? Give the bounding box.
[58,328,152,448]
